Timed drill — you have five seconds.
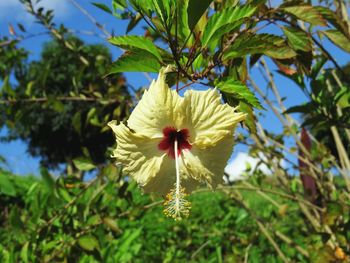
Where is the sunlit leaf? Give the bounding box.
[108,51,161,74]
[281,5,326,26]
[321,30,350,53]
[202,5,256,47]
[78,235,100,251]
[216,78,263,109]
[73,157,96,171]
[282,26,312,52]
[108,35,162,60]
[0,174,16,196]
[315,6,349,37]
[223,34,296,60]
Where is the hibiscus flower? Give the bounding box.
[108,66,246,219]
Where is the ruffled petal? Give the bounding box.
[127,67,184,138]
[108,121,163,186]
[109,121,197,195]
[183,88,246,148]
[180,135,234,189]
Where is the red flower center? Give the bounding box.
[158,127,192,159]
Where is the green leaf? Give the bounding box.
[315,6,349,37]
[282,26,312,51]
[176,0,191,43]
[239,102,257,133]
[91,2,112,14]
[151,0,171,25]
[0,174,16,196]
[126,13,142,33]
[281,5,326,26]
[108,35,162,61]
[321,30,350,53]
[108,51,161,74]
[223,34,296,60]
[73,157,96,171]
[216,78,263,109]
[78,235,100,251]
[20,242,29,263]
[113,0,127,11]
[284,103,314,114]
[202,5,256,47]
[187,0,212,30]
[103,217,121,233]
[40,167,55,190]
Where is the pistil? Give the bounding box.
[163,139,191,220]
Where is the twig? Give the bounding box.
[191,240,211,259]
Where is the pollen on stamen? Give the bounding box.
[163,185,191,220]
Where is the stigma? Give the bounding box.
[158,127,192,158]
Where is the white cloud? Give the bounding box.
[225,152,284,181]
[0,0,71,23]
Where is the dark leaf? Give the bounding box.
[91,2,112,14]
[187,0,212,30]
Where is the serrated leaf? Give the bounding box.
[282,5,326,26]
[152,0,171,25]
[321,30,350,53]
[202,5,256,47]
[108,51,161,74]
[78,235,99,251]
[216,78,263,109]
[264,46,297,59]
[91,2,112,14]
[109,35,162,61]
[73,157,96,171]
[223,34,296,60]
[315,6,349,37]
[187,0,212,30]
[282,26,312,51]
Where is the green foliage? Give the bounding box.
[1,37,131,168]
[0,170,349,262]
[2,0,350,262]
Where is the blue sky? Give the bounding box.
[0,0,349,178]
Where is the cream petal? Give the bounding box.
[127,68,184,138]
[108,121,164,186]
[183,88,246,148]
[180,135,235,189]
[143,156,199,195]
[109,121,196,195]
